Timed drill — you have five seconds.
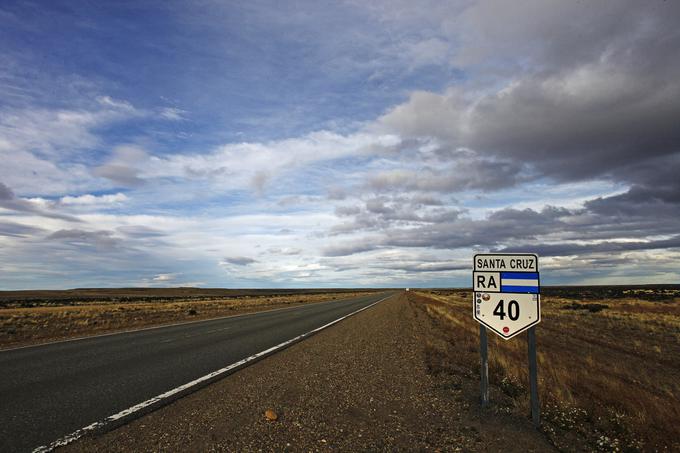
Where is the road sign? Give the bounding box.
[473,253,540,339]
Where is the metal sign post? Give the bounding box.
[480,324,489,406]
[472,253,541,427]
[527,326,540,426]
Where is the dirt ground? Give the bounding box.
[63,292,553,452]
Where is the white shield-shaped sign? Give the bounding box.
[473,254,541,339]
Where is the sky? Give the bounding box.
[1,0,679,289]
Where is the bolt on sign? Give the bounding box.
[473,253,540,339]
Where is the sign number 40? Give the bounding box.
[472,253,541,428]
[473,253,540,339]
[492,299,520,321]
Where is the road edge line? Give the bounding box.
[32,293,395,453]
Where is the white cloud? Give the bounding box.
[159,107,187,121]
[2,1,680,288]
[96,96,137,112]
[137,131,400,194]
[60,192,129,206]
[0,97,143,158]
[0,96,145,195]
[401,37,451,69]
[94,145,149,187]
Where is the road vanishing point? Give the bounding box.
[0,292,395,452]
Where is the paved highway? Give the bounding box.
[0,292,394,452]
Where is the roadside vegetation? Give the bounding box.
[0,289,379,349]
[408,287,680,452]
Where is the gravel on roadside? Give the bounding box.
[63,292,554,452]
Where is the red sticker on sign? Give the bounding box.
[503,327,510,333]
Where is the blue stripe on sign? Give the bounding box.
[501,272,538,280]
[501,285,539,294]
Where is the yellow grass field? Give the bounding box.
[408,287,680,452]
[0,289,378,349]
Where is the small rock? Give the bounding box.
[264,409,278,421]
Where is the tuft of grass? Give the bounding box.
[561,302,609,313]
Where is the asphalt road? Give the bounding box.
[0,292,394,452]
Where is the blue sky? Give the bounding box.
[1,0,679,289]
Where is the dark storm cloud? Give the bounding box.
[400,203,680,251]
[383,215,555,250]
[498,235,680,257]
[322,241,377,257]
[330,197,461,237]
[381,70,680,187]
[221,256,257,266]
[584,154,680,224]
[467,72,680,182]
[334,1,680,273]
[325,193,680,257]
[0,182,13,200]
[380,206,569,251]
[468,2,680,176]
[379,2,680,188]
[46,229,121,250]
[586,186,680,219]
[452,1,679,71]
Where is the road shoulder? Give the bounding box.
[64,292,553,452]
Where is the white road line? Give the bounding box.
[1,293,382,353]
[31,294,393,453]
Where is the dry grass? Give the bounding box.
[408,289,680,452]
[0,290,378,349]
